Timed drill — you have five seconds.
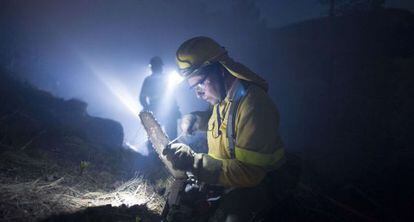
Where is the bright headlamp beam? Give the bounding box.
[168,70,184,87]
[90,67,139,116]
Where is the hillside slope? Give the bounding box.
[0,70,166,221]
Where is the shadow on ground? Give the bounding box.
[41,204,161,222]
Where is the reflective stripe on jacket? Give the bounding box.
[207,81,284,188]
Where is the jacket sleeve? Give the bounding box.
[218,86,284,187]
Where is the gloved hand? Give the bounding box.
[163,143,195,171]
[180,114,197,135]
[163,143,223,184]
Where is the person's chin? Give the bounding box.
[203,98,213,105]
[209,99,220,105]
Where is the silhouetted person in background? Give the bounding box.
[140,56,180,139]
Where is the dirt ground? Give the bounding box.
[0,138,168,222]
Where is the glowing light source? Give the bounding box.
[168,70,184,86]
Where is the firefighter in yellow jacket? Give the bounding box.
[164,36,287,221]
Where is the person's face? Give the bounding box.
[187,70,222,105]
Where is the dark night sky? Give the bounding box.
[257,0,414,27]
[1,0,413,153]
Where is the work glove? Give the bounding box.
[180,114,197,135]
[163,143,223,184]
[163,143,195,171]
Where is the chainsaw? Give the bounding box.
[139,111,222,221]
[139,110,186,179]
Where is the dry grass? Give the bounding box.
[0,177,164,222]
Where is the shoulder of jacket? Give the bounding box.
[241,84,270,105]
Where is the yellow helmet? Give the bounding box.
[176,36,269,91]
[176,36,227,78]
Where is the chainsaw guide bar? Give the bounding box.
[139,111,186,179]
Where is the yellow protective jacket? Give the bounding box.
[204,79,285,188]
[185,52,285,188]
